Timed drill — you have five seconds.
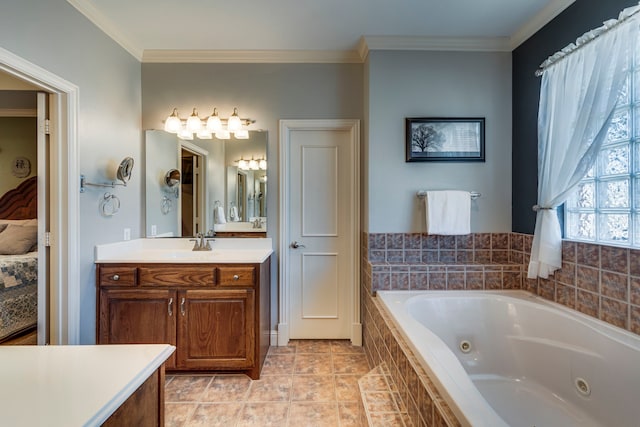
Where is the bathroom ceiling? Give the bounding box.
[68,0,576,61]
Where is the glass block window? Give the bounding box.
[565,56,639,246]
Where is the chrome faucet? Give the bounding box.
[190,232,214,251]
[252,218,263,229]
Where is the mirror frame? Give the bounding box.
[144,130,267,237]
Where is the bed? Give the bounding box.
[0,176,38,342]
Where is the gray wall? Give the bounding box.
[365,50,512,233]
[1,0,142,343]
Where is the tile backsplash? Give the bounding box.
[362,232,640,336]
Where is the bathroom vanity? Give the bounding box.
[95,238,272,380]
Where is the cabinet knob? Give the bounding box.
[112,274,120,281]
[233,275,239,280]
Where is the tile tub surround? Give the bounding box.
[362,232,640,336]
[361,286,459,427]
[364,232,524,294]
[360,232,640,426]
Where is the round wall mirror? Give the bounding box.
[117,157,135,185]
[165,168,181,188]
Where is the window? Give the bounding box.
[565,53,639,246]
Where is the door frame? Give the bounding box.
[179,140,208,234]
[278,119,361,346]
[0,47,80,344]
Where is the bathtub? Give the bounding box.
[376,290,640,427]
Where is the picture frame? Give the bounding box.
[405,117,485,162]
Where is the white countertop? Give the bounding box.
[95,237,273,263]
[0,344,174,427]
[214,222,266,232]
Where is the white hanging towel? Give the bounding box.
[215,206,227,224]
[424,190,471,235]
[230,206,239,222]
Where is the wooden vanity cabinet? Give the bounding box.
[99,289,177,368]
[96,259,270,379]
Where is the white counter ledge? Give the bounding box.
[95,238,273,263]
[0,344,174,427]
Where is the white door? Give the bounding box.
[279,120,360,343]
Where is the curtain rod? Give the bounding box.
[535,2,640,77]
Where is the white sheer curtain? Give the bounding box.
[528,10,639,279]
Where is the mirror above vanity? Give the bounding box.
[145,129,267,238]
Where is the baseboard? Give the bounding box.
[277,322,289,346]
[270,330,278,346]
[351,322,363,346]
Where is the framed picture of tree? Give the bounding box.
[405,117,485,162]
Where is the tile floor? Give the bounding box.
[165,340,371,427]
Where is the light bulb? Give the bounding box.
[234,129,249,139]
[197,128,212,139]
[215,129,231,140]
[164,108,181,133]
[238,158,248,170]
[259,158,267,170]
[178,125,193,140]
[186,108,202,133]
[249,158,259,170]
[206,108,222,132]
[227,107,242,132]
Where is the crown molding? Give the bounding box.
[361,36,512,57]
[69,0,576,63]
[66,0,143,61]
[142,49,363,64]
[510,0,576,49]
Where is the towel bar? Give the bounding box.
[416,190,481,200]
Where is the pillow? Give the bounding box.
[0,219,37,227]
[0,224,38,255]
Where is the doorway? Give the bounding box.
[0,47,80,345]
[180,146,206,236]
[278,119,361,345]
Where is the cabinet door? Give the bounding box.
[177,289,255,370]
[99,289,177,368]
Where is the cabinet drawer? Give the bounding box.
[217,266,256,287]
[99,266,137,286]
[139,265,216,287]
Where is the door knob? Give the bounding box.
[290,241,306,249]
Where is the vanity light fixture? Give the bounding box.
[236,156,267,171]
[227,108,242,132]
[234,129,249,139]
[197,128,213,140]
[237,157,248,170]
[163,108,182,133]
[163,107,254,140]
[215,129,231,140]
[206,108,222,132]
[178,127,193,140]
[186,108,203,133]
